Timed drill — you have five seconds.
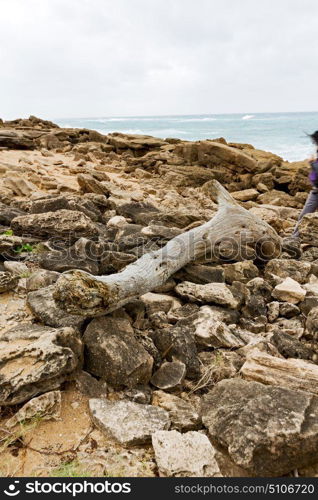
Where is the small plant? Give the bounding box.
[13,243,34,254]
[19,271,32,279]
[1,230,14,236]
[51,461,90,478]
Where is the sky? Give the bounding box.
[0,0,317,119]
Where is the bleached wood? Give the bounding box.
[53,181,281,316]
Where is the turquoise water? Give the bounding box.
[56,112,318,162]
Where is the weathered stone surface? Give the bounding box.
[89,398,170,446]
[265,259,312,285]
[175,264,225,284]
[202,378,318,476]
[306,307,318,340]
[175,281,239,309]
[151,361,186,390]
[152,430,221,477]
[77,173,109,195]
[11,209,98,242]
[270,331,315,361]
[0,324,82,405]
[26,269,60,291]
[0,234,23,255]
[231,188,259,201]
[268,317,305,339]
[151,323,200,379]
[299,213,318,245]
[272,277,306,304]
[0,271,18,293]
[240,350,318,394]
[152,391,201,431]
[27,285,86,329]
[192,306,249,348]
[223,261,259,284]
[83,312,153,388]
[29,195,101,222]
[5,391,62,428]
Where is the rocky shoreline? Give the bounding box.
[1,116,318,477]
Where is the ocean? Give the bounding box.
[56,111,318,162]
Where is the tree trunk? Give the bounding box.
[53,181,281,316]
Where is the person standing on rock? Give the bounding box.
[283,131,318,258]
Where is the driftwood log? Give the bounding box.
[53,181,281,316]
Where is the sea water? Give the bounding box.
[56,111,318,162]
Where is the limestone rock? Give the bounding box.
[202,378,318,476]
[223,261,259,284]
[11,209,98,242]
[0,234,23,255]
[5,391,62,428]
[272,277,306,304]
[83,312,153,388]
[152,430,221,477]
[270,331,315,361]
[299,213,318,245]
[26,269,60,291]
[0,324,82,405]
[77,173,109,195]
[89,398,170,446]
[193,306,249,348]
[175,281,239,309]
[231,188,259,202]
[306,307,318,340]
[265,259,312,285]
[151,361,186,390]
[152,391,201,431]
[240,350,318,394]
[27,285,86,329]
[0,271,18,293]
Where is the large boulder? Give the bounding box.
[0,324,82,405]
[202,378,318,476]
[89,398,170,446]
[11,210,98,242]
[83,312,153,388]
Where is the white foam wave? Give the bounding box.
[242,114,255,120]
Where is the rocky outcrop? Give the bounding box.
[0,324,82,405]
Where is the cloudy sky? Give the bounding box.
[0,0,317,119]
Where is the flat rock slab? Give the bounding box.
[5,391,61,428]
[152,391,201,431]
[89,399,170,446]
[240,350,318,395]
[152,430,221,477]
[272,277,306,304]
[0,324,82,405]
[202,378,318,476]
[175,281,239,309]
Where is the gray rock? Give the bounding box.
[89,398,170,446]
[175,264,225,284]
[175,281,239,309]
[152,391,201,431]
[271,331,315,361]
[306,307,318,340]
[151,361,186,390]
[152,430,221,477]
[299,213,318,245]
[3,261,28,276]
[26,269,60,291]
[83,312,153,388]
[27,285,86,329]
[0,324,82,405]
[202,378,318,476]
[193,306,249,348]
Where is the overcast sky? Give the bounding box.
[0,0,317,119]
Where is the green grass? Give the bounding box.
[51,461,91,477]
[1,230,14,236]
